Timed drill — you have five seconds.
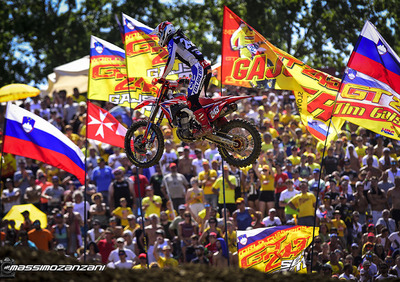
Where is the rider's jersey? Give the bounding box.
[161,30,209,79]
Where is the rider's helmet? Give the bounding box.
[151,21,176,47]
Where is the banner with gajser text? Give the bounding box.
[122,13,191,81]
[88,35,156,113]
[334,21,400,140]
[222,6,345,142]
[237,225,318,273]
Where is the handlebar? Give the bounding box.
[151,77,190,86]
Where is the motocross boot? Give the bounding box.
[192,108,212,138]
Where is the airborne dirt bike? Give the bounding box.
[124,78,261,168]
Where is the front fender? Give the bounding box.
[133,98,157,111]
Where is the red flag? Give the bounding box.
[87,101,127,148]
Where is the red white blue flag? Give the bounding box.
[3,102,86,184]
[335,21,400,139]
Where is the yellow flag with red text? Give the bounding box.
[221,6,345,142]
[237,225,318,273]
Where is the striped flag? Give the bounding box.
[3,103,85,184]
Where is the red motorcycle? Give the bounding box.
[124,79,261,168]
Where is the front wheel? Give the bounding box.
[124,120,164,168]
[217,119,261,167]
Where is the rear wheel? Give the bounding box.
[217,119,261,167]
[124,120,164,168]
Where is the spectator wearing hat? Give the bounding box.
[124,214,140,233]
[327,251,343,275]
[142,186,162,218]
[320,263,333,277]
[91,157,114,203]
[64,124,80,145]
[279,178,300,221]
[386,160,400,184]
[87,219,104,243]
[191,244,209,264]
[42,176,65,212]
[1,178,20,215]
[212,165,237,215]
[178,211,198,262]
[113,249,134,269]
[89,193,108,227]
[254,161,275,218]
[323,146,339,175]
[112,197,133,227]
[262,208,282,227]
[133,253,148,269]
[198,161,218,209]
[376,209,396,234]
[13,158,34,201]
[122,230,136,254]
[287,180,316,227]
[162,163,189,212]
[261,132,273,154]
[145,214,163,264]
[308,168,325,193]
[52,213,69,250]
[185,177,205,217]
[178,146,196,183]
[331,210,347,245]
[169,205,187,237]
[367,176,387,224]
[192,149,207,174]
[205,231,218,263]
[97,228,116,264]
[109,166,135,213]
[294,154,312,180]
[108,236,136,264]
[160,140,178,173]
[28,220,53,251]
[154,245,178,268]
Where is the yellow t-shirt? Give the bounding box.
[133,264,147,269]
[328,261,344,275]
[198,170,217,195]
[331,219,346,237]
[212,175,237,204]
[289,192,316,217]
[142,195,162,218]
[227,230,237,254]
[157,257,179,268]
[261,142,273,153]
[287,155,301,166]
[260,174,275,192]
[355,145,367,159]
[124,223,140,232]
[112,207,133,227]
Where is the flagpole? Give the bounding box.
[310,82,343,273]
[221,159,230,266]
[83,99,90,263]
[135,168,148,268]
[0,102,9,246]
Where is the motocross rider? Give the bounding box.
[151,21,212,138]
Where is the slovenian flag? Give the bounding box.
[344,20,400,94]
[3,103,86,184]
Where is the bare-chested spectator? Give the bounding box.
[387,177,400,227]
[24,176,42,209]
[145,214,162,264]
[354,181,369,225]
[386,160,400,184]
[64,201,83,254]
[367,176,388,225]
[212,238,230,267]
[361,156,382,179]
[178,146,196,183]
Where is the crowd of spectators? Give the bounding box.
[1,85,400,280]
